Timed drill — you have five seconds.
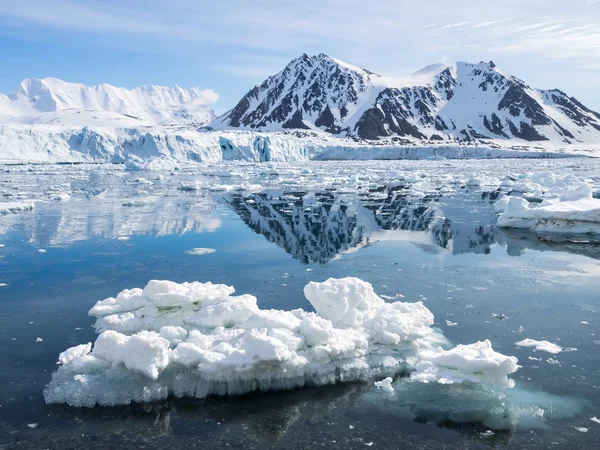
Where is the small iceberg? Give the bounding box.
[185,248,216,255]
[497,183,600,234]
[44,277,518,413]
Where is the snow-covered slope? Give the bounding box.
[0,77,217,126]
[214,54,600,145]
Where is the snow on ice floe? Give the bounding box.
[44,277,519,418]
[0,201,35,215]
[497,182,600,234]
[515,339,563,354]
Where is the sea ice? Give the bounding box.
[515,339,563,354]
[374,377,395,392]
[0,201,35,215]
[497,185,600,234]
[185,248,216,256]
[45,277,518,412]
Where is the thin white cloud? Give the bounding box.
[1,0,599,109]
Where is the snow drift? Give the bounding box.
[44,277,519,425]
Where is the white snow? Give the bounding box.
[515,339,563,354]
[44,277,518,408]
[58,343,93,365]
[0,77,217,126]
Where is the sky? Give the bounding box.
[1,0,600,113]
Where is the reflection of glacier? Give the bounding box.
[228,187,500,263]
[0,196,221,247]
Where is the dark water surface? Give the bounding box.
[0,162,599,449]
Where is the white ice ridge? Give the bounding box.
[497,183,600,234]
[44,278,518,407]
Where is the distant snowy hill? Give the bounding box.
[0,77,217,127]
[213,53,600,145]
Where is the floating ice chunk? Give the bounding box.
[411,340,519,389]
[0,283,8,287]
[0,201,35,215]
[185,248,216,256]
[498,195,600,234]
[515,339,563,354]
[38,249,46,253]
[27,423,38,429]
[374,377,395,392]
[574,427,588,433]
[45,278,518,408]
[445,320,457,327]
[591,416,600,424]
[35,337,43,342]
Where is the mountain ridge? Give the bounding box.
[212,53,600,145]
[0,77,218,127]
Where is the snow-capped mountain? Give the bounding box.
[0,77,217,127]
[214,53,600,144]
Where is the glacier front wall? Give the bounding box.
[0,126,581,165]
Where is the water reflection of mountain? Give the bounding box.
[228,186,501,263]
[0,197,221,247]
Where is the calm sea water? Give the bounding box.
[0,160,599,449]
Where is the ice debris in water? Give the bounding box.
[0,201,35,215]
[374,377,395,392]
[44,277,518,411]
[515,339,563,354]
[185,248,216,256]
[590,417,600,424]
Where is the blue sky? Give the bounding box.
[1,0,600,113]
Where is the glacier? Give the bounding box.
[0,126,590,165]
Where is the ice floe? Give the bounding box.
[497,183,600,234]
[515,339,563,354]
[44,277,518,412]
[185,248,216,256]
[0,201,35,215]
